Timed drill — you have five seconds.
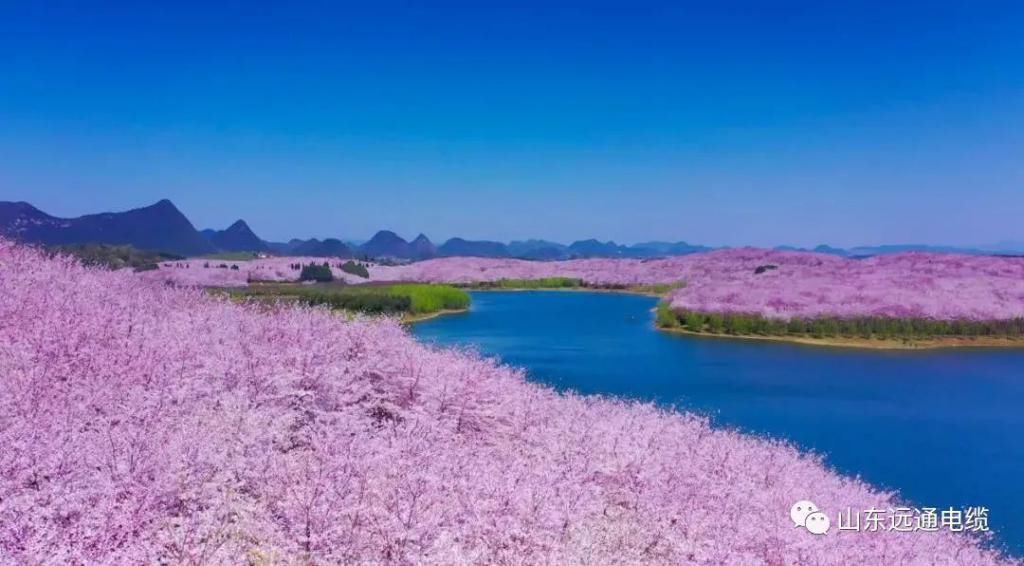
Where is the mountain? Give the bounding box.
[0,199,215,256]
[265,239,302,255]
[360,230,414,258]
[265,238,352,257]
[202,220,269,252]
[290,238,352,257]
[631,241,710,256]
[984,240,1024,254]
[845,244,998,257]
[9,199,1016,262]
[777,243,1024,257]
[508,239,570,260]
[567,239,627,258]
[409,234,437,259]
[0,201,50,229]
[812,244,849,256]
[438,238,510,258]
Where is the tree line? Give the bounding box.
[656,303,1024,339]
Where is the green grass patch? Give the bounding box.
[224,282,469,316]
[385,284,470,314]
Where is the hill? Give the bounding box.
[48,243,185,272]
[439,237,510,257]
[201,220,269,252]
[409,233,437,259]
[0,199,214,256]
[291,238,352,257]
[359,230,415,258]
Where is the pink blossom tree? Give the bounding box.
[1,240,1014,564]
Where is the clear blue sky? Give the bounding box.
[1,1,1022,247]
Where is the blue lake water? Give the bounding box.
[411,291,1024,554]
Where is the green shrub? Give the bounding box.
[654,308,1024,340]
[340,260,370,279]
[306,291,411,314]
[655,303,679,328]
[683,311,705,332]
[299,263,333,282]
[704,314,724,334]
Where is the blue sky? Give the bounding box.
[1,1,1022,247]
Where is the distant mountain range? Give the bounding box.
[0,199,215,256]
[268,238,353,257]
[773,243,1024,257]
[2,199,1021,260]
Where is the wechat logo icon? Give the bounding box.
[791,500,831,535]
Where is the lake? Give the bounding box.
[411,290,1024,553]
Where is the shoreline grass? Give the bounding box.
[654,302,1024,350]
[458,278,684,297]
[657,324,1024,350]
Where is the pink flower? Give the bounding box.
[0,239,1013,563]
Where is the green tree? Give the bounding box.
[299,263,333,282]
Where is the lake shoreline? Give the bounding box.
[459,285,668,298]
[402,308,470,324]
[430,288,1024,350]
[657,324,1024,350]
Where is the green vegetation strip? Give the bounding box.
[48,244,184,272]
[655,303,1024,339]
[462,277,584,289]
[460,277,685,296]
[227,282,469,316]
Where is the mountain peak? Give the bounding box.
[362,230,413,258]
[226,219,252,232]
[204,219,268,253]
[152,198,178,211]
[368,229,404,242]
[409,233,437,259]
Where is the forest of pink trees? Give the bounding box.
[1,239,1015,564]
[147,248,1024,321]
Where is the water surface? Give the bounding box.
[411,291,1024,552]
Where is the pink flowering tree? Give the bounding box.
[2,239,1012,563]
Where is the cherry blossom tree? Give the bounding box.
[0,240,1015,564]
